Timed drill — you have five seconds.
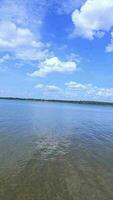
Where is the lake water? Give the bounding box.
[0,99,113,200]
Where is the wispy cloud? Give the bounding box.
[53,0,85,14]
[0,0,47,28]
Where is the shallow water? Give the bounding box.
[0,99,113,200]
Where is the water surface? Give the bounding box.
[0,99,113,200]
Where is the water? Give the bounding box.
[0,99,113,200]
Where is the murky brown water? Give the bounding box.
[0,100,113,200]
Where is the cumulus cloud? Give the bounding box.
[0,20,48,61]
[29,56,77,77]
[0,21,40,49]
[35,81,113,101]
[66,81,113,99]
[0,1,79,76]
[0,0,49,63]
[0,20,78,76]
[72,0,113,40]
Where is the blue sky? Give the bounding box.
[1,0,113,101]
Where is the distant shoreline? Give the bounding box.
[0,97,113,106]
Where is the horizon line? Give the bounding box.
[0,96,113,106]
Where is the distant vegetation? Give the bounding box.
[0,97,113,106]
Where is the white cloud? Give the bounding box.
[106,31,113,52]
[0,0,28,25]
[0,54,11,63]
[45,85,62,92]
[35,81,113,101]
[35,84,62,94]
[0,20,49,62]
[35,84,44,89]
[15,48,49,61]
[0,0,51,62]
[72,0,113,39]
[65,81,92,90]
[0,1,79,77]
[0,20,78,76]
[0,21,38,48]
[29,56,77,77]
[0,0,46,28]
[65,81,113,99]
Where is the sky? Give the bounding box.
[1,0,113,101]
